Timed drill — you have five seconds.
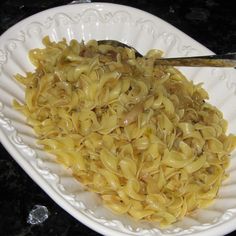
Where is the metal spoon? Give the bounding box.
[98,40,236,67]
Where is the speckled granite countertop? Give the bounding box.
[0,0,235,235]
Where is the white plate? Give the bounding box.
[1,3,236,236]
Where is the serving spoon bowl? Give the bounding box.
[98,40,236,67]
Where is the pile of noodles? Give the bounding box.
[14,36,236,227]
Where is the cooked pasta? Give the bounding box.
[13,36,236,227]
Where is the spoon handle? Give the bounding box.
[155,53,236,67]
[98,40,236,67]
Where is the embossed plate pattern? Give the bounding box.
[1,3,236,236]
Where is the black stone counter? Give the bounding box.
[0,0,235,235]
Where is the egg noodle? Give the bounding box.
[13,36,236,227]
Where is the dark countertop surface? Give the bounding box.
[0,0,235,235]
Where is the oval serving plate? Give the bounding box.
[1,3,236,236]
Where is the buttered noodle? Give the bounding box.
[14,36,236,227]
